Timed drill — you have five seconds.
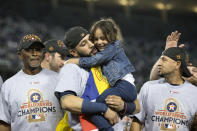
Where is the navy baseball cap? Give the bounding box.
[18,34,44,51]
[44,39,69,56]
[64,26,89,49]
[162,47,192,77]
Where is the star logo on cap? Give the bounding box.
[176,55,181,60]
[49,46,54,51]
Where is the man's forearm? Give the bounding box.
[130,117,142,131]
[0,121,11,131]
[60,95,107,114]
[150,59,161,80]
[60,95,83,114]
[132,99,141,114]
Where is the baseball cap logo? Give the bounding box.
[49,46,54,51]
[176,55,181,60]
[22,34,41,43]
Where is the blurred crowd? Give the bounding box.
[0,15,197,90]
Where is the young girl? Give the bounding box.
[67,18,137,130]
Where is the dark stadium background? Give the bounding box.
[0,0,197,91]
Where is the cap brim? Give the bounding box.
[57,48,69,56]
[23,41,44,49]
[181,62,192,77]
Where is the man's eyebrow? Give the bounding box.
[80,40,87,45]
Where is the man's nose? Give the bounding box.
[157,59,162,66]
[88,41,94,48]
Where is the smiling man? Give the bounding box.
[0,34,63,131]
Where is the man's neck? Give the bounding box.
[23,67,42,75]
[165,72,184,85]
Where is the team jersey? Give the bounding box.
[0,69,63,131]
[135,78,197,131]
[55,64,124,131]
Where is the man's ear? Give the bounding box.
[177,61,181,69]
[69,49,78,57]
[44,53,51,61]
[17,51,23,60]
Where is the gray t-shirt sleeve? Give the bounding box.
[135,82,149,124]
[0,83,11,124]
[55,64,83,96]
[0,76,3,89]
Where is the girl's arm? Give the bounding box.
[79,41,118,68]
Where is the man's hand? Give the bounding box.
[190,112,197,131]
[165,31,182,50]
[104,107,119,125]
[105,95,124,112]
[0,121,11,131]
[183,65,197,86]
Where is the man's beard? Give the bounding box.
[78,48,96,57]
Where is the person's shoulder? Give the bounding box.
[62,63,86,72]
[63,63,79,69]
[139,78,165,95]
[184,80,197,90]
[4,70,22,83]
[141,78,165,90]
[111,40,121,47]
[143,78,165,86]
[2,70,23,89]
[42,68,58,75]
[41,69,59,81]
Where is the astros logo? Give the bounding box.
[18,89,56,123]
[167,102,177,112]
[49,46,54,51]
[30,93,41,103]
[28,89,45,122]
[176,55,181,60]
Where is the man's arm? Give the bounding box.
[130,117,142,131]
[132,99,141,114]
[105,95,140,115]
[190,112,197,131]
[60,94,119,125]
[60,94,83,114]
[150,59,160,80]
[120,99,141,116]
[79,42,118,68]
[0,121,11,131]
[66,42,117,68]
[150,31,181,80]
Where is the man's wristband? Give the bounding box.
[120,102,136,115]
[81,100,108,115]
